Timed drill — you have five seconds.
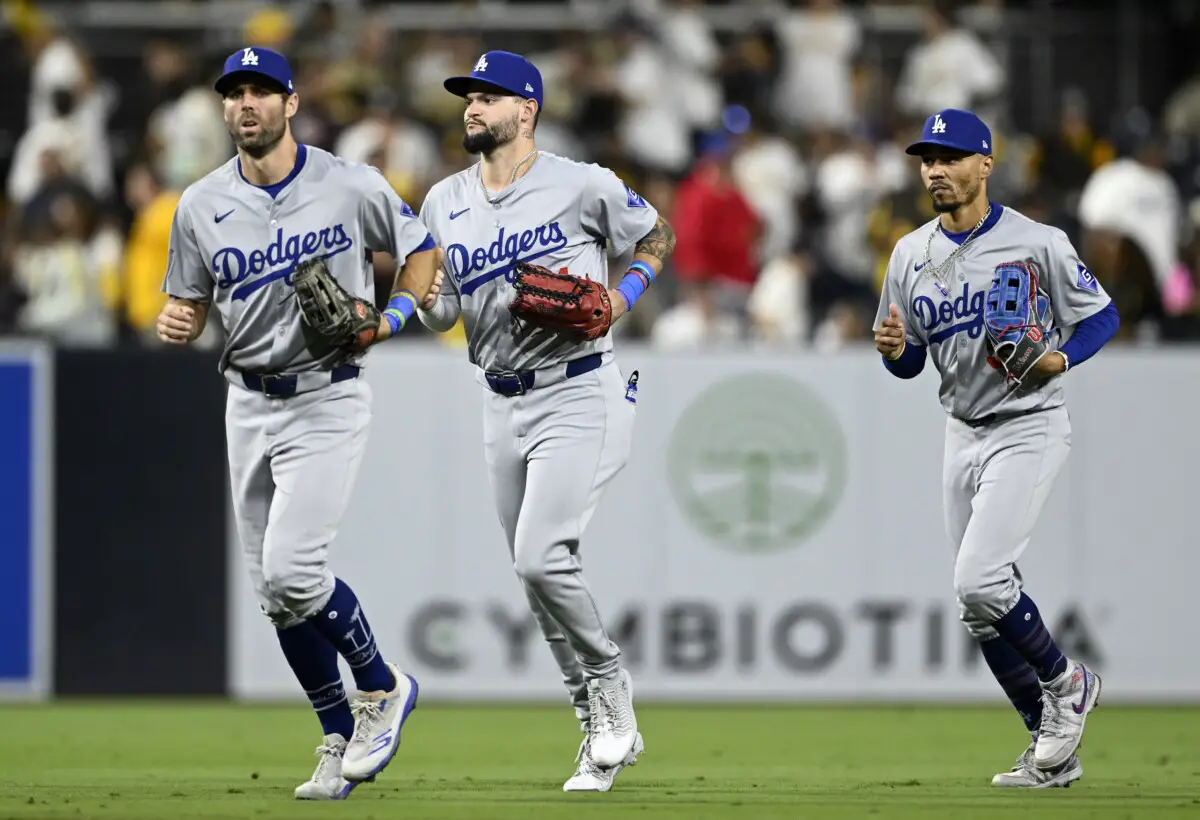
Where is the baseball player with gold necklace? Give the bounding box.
[416,51,676,792]
[873,109,1120,788]
[156,46,437,800]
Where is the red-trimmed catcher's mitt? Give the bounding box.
[508,261,612,341]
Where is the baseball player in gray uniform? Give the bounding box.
[155,47,436,800]
[415,51,676,792]
[874,109,1120,789]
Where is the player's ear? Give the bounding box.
[980,154,994,180]
[524,99,539,132]
[285,92,299,119]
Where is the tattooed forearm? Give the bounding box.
[633,215,676,265]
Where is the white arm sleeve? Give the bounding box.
[416,198,461,333]
[417,291,461,333]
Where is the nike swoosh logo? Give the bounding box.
[215,209,235,223]
[1071,666,1089,715]
[449,208,469,220]
[914,262,924,271]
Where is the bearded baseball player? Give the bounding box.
[873,109,1120,788]
[155,47,437,800]
[415,50,675,792]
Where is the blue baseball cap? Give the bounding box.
[444,51,543,108]
[905,108,992,156]
[214,46,294,96]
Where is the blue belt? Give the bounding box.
[484,353,603,397]
[240,364,360,399]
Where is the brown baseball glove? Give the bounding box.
[292,257,380,352]
[508,261,612,342]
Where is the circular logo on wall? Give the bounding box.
[666,372,848,554]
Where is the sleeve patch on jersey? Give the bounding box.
[399,200,416,217]
[1075,263,1100,293]
[625,184,647,209]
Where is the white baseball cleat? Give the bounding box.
[294,734,365,800]
[586,669,638,768]
[341,663,419,782]
[563,731,645,792]
[992,741,1082,788]
[1035,660,1102,770]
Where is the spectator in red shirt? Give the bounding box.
[670,132,763,317]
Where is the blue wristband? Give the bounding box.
[616,262,656,312]
[628,260,656,283]
[383,290,418,336]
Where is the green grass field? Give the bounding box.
[0,702,1197,819]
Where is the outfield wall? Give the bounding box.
[229,346,1200,704]
[2,341,1195,702]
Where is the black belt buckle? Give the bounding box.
[258,373,296,398]
[241,371,296,398]
[489,370,529,396]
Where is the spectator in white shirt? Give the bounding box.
[612,11,714,176]
[773,0,861,134]
[8,85,113,208]
[894,0,1004,124]
[730,108,809,262]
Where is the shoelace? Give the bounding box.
[1010,742,1035,771]
[601,679,633,735]
[587,688,615,735]
[573,736,606,778]
[350,700,383,744]
[1039,691,1070,738]
[310,742,344,781]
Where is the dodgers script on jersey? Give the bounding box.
[420,152,658,372]
[874,205,1111,420]
[163,145,431,375]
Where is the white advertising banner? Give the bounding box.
[229,345,1200,703]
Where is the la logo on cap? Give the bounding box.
[474,55,488,72]
[932,113,947,134]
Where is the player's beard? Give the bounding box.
[929,178,983,214]
[462,111,519,156]
[230,110,287,159]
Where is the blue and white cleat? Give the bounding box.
[992,741,1082,788]
[294,733,364,800]
[1035,660,1102,770]
[341,662,419,782]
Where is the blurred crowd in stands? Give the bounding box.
[3,0,1200,353]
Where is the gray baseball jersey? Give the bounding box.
[417,151,656,726]
[417,151,659,372]
[162,144,433,375]
[873,204,1111,421]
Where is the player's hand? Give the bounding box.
[156,302,198,345]
[1028,351,1068,381]
[875,304,907,360]
[421,249,444,310]
[607,288,627,323]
